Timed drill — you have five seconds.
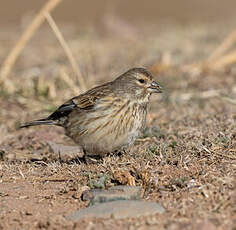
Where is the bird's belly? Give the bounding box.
[79,124,141,155]
[66,104,146,155]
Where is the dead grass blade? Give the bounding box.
[207,29,236,62]
[0,0,63,90]
[182,29,236,74]
[149,52,173,74]
[207,49,236,71]
[212,151,236,161]
[45,12,87,93]
[59,67,81,95]
[221,96,236,105]
[202,146,236,161]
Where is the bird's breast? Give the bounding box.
[65,99,147,155]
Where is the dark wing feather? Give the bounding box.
[21,82,112,128]
[47,100,77,120]
[47,87,103,121]
[47,94,98,121]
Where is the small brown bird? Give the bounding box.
[21,68,162,156]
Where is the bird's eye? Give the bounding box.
[138,79,145,84]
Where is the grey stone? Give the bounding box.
[67,200,165,220]
[82,186,142,206]
[48,142,84,159]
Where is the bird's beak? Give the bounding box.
[148,81,162,93]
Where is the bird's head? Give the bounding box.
[113,67,162,102]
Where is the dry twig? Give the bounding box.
[59,67,81,95]
[202,146,236,161]
[0,0,63,90]
[207,49,236,71]
[45,12,87,93]
[207,29,236,62]
[183,29,236,73]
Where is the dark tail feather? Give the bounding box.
[20,99,75,128]
[20,119,55,128]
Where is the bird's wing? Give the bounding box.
[47,84,111,121]
[72,94,97,110]
[46,95,97,121]
[71,83,112,110]
[20,82,114,127]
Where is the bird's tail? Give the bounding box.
[20,118,55,128]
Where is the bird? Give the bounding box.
[21,67,162,157]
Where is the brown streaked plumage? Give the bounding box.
[21,68,162,156]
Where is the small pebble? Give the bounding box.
[67,200,165,220]
[82,185,142,206]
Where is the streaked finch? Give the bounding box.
[21,68,162,156]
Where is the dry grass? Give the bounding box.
[0,0,63,91]
[182,29,236,73]
[45,12,87,93]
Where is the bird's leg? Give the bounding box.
[122,148,129,155]
[113,147,130,157]
[58,150,63,164]
[113,149,121,156]
[82,150,102,164]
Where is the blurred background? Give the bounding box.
[0,0,236,108]
[1,0,236,26]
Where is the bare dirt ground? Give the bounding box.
[0,21,235,229]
